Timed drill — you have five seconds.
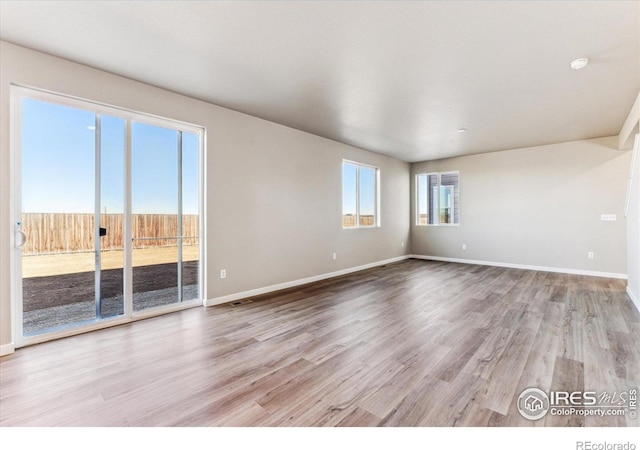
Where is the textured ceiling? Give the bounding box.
[1,1,638,162]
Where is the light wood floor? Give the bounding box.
[1,259,638,426]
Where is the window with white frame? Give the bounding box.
[416,171,459,225]
[342,160,379,228]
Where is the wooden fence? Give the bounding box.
[21,213,199,255]
[342,214,375,228]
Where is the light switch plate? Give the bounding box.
[600,214,617,221]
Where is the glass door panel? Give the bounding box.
[99,115,125,318]
[181,132,200,301]
[20,99,125,336]
[131,122,180,311]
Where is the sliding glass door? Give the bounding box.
[13,87,203,345]
[131,123,200,311]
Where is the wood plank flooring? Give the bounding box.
[1,259,638,426]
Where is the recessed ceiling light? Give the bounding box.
[457,128,468,133]
[570,58,589,70]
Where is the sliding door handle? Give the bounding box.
[15,230,27,248]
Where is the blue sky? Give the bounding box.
[22,98,199,215]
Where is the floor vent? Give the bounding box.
[230,299,253,306]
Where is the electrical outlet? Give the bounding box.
[332,252,337,260]
[588,252,594,259]
[462,244,467,250]
[401,242,405,248]
[220,269,227,279]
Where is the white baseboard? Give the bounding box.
[205,255,410,307]
[0,342,15,357]
[627,286,640,313]
[410,254,628,280]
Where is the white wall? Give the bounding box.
[411,137,630,277]
[0,41,410,347]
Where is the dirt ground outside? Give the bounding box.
[22,246,199,278]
